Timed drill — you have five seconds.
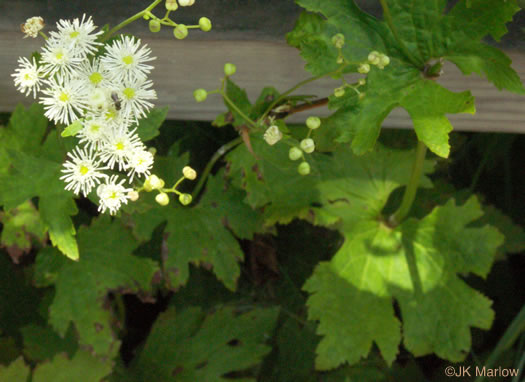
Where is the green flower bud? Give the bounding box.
[298,161,311,176]
[334,86,345,98]
[199,17,212,32]
[300,138,315,154]
[155,192,170,206]
[165,0,178,11]
[263,125,282,146]
[358,63,370,74]
[149,19,161,33]
[143,14,151,20]
[128,191,140,201]
[306,116,321,130]
[179,193,193,205]
[179,0,195,6]
[182,166,197,180]
[193,88,208,102]
[174,24,188,40]
[378,54,390,69]
[289,147,302,161]
[145,174,164,191]
[331,33,345,49]
[224,62,237,76]
[368,51,380,65]
[358,78,366,86]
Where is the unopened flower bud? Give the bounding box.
[165,0,178,10]
[224,62,237,76]
[358,78,366,86]
[300,138,315,154]
[179,193,192,205]
[289,147,302,161]
[298,161,311,176]
[174,24,188,39]
[149,19,161,33]
[145,174,164,191]
[182,166,197,180]
[128,191,140,201]
[358,63,370,74]
[334,86,345,98]
[263,125,282,146]
[378,54,390,69]
[331,33,345,49]
[193,88,207,102]
[359,92,366,100]
[199,17,212,32]
[178,0,195,6]
[368,51,381,65]
[336,55,344,64]
[148,147,157,155]
[155,192,170,206]
[306,116,321,130]
[21,16,44,38]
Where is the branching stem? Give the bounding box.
[103,0,163,41]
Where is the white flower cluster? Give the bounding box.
[12,15,158,215]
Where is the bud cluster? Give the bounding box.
[143,165,197,207]
[145,1,211,39]
[287,116,321,176]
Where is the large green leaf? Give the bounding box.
[301,145,503,368]
[289,0,523,156]
[132,172,261,291]
[0,104,78,260]
[127,306,278,381]
[34,217,159,356]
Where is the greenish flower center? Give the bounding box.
[123,87,135,99]
[89,72,103,85]
[90,124,101,132]
[59,92,69,102]
[122,55,134,65]
[79,165,89,175]
[69,31,80,38]
[116,142,125,151]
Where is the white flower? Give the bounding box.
[60,146,108,196]
[40,40,81,79]
[11,57,44,98]
[126,148,154,181]
[99,126,143,170]
[117,79,157,120]
[21,16,44,38]
[77,116,109,149]
[49,14,102,57]
[100,36,155,83]
[85,87,111,112]
[263,125,283,146]
[40,78,88,125]
[77,58,110,88]
[97,175,132,215]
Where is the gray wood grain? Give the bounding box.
[1,1,525,133]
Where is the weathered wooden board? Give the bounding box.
[1,0,525,133]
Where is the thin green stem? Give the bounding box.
[39,31,48,40]
[191,136,243,198]
[103,0,163,41]
[221,92,258,129]
[475,303,525,382]
[389,140,427,225]
[379,0,423,69]
[259,64,349,122]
